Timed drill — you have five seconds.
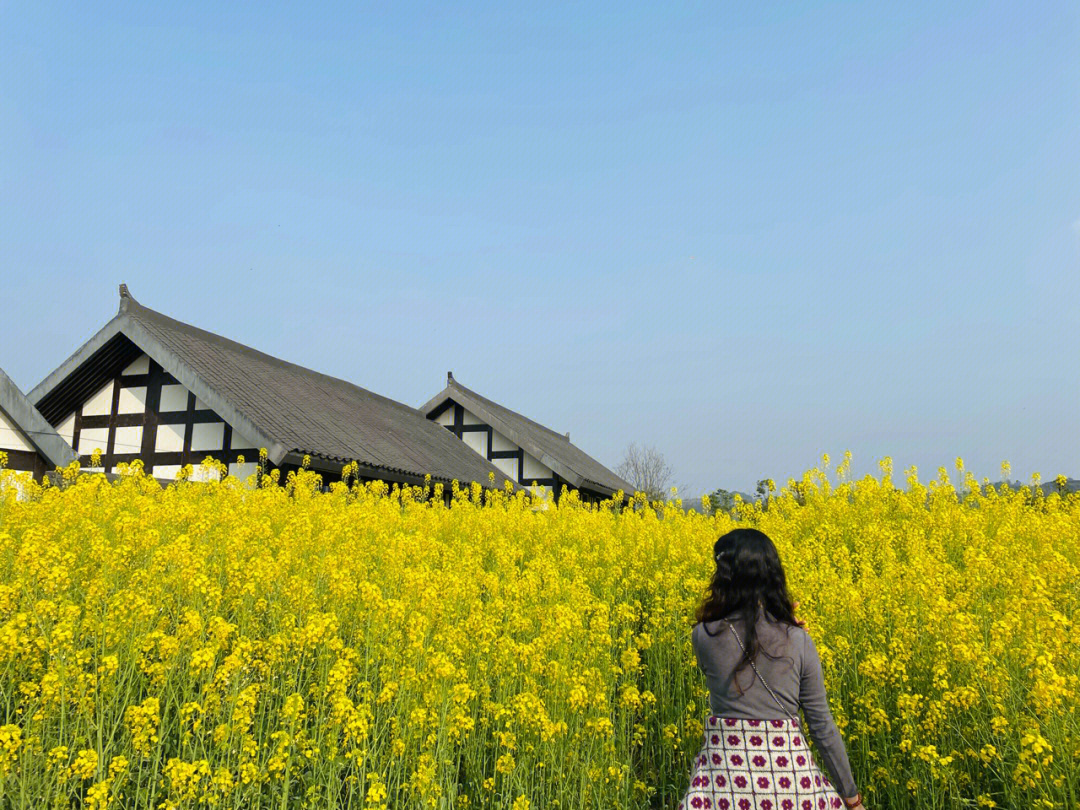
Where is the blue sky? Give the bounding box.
[2,1,1078,495]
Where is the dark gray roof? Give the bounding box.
[419,376,633,497]
[28,286,515,488]
[0,367,77,468]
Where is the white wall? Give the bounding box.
[117,386,147,414]
[231,429,259,451]
[82,381,114,416]
[190,422,225,452]
[57,412,76,444]
[491,428,517,452]
[155,424,184,453]
[0,469,33,500]
[462,430,487,457]
[122,355,150,375]
[493,456,519,481]
[229,461,259,480]
[78,427,108,457]
[522,451,552,482]
[64,356,261,464]
[159,384,188,412]
[113,425,143,454]
[0,408,35,452]
[189,464,221,482]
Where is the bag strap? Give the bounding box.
[727,622,798,722]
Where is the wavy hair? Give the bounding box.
[695,528,798,689]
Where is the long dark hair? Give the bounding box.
[696,528,798,687]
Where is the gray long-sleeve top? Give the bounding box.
[691,610,858,799]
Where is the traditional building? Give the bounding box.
[0,367,78,478]
[26,286,515,489]
[420,373,633,502]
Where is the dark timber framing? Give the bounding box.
[1,449,50,479]
[66,356,260,473]
[422,374,633,503]
[432,399,565,499]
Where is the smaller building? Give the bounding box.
[420,373,633,502]
[0,367,77,478]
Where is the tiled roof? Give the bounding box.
[420,376,633,497]
[29,286,515,488]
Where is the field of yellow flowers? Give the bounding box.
[0,455,1077,809]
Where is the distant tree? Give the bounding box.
[706,488,737,514]
[755,478,777,509]
[616,443,674,501]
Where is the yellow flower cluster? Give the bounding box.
[0,455,1076,808]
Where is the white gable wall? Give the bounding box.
[0,470,33,500]
[113,425,143,454]
[159,385,188,412]
[491,429,516,452]
[428,399,558,490]
[462,429,487,457]
[0,408,35,453]
[57,412,76,444]
[191,422,225,453]
[522,451,552,482]
[122,355,150,375]
[229,461,259,480]
[117,386,147,414]
[155,424,184,453]
[58,351,263,481]
[493,456,519,480]
[78,427,108,457]
[82,381,114,416]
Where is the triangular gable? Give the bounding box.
[29,288,284,465]
[0,367,77,469]
[420,375,632,497]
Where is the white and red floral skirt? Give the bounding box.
[677,717,844,810]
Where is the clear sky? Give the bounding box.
[2,2,1078,496]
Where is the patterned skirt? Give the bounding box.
[677,717,844,810]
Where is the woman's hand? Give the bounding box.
[792,600,808,629]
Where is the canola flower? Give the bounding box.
[0,455,1077,809]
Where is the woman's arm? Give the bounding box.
[798,631,860,800]
[690,621,706,674]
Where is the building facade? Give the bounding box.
[28,286,515,489]
[37,350,262,480]
[421,373,632,502]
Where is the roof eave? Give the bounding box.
[580,477,633,500]
[279,450,518,490]
[120,317,290,465]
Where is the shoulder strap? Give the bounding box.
[727,622,798,722]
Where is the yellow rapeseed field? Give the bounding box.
[0,453,1077,809]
